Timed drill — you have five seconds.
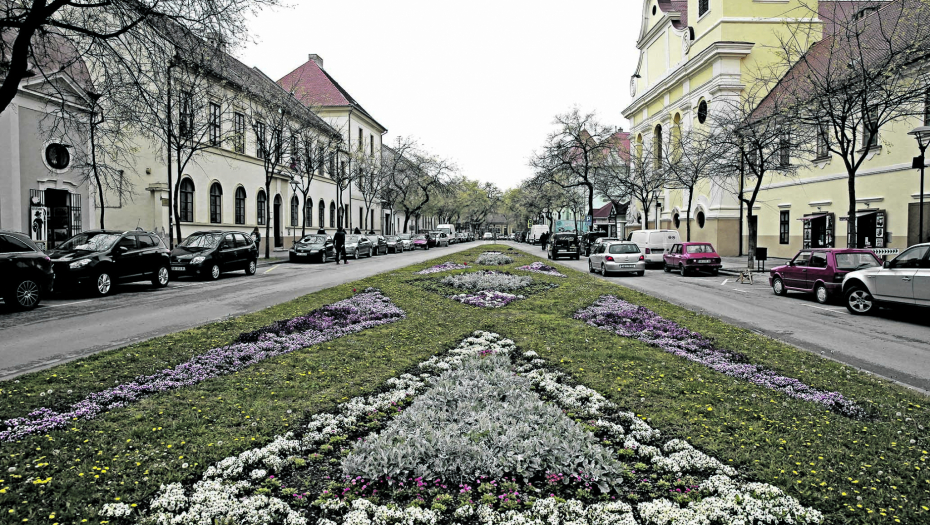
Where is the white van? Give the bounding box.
[628,229,681,264]
[437,224,456,237]
[527,224,550,245]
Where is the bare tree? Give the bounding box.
[379,137,420,234]
[766,0,930,247]
[286,125,339,237]
[388,148,455,233]
[350,148,386,232]
[659,124,721,241]
[612,145,666,231]
[459,180,501,233]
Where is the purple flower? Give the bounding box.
[516,262,566,277]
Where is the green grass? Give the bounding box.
[1,244,928,524]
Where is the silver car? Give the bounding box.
[842,243,930,314]
[397,233,414,250]
[344,234,373,259]
[588,241,646,276]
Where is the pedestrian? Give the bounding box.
[251,227,261,254]
[353,227,361,234]
[333,226,348,264]
[540,231,549,251]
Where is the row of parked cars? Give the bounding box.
[287,230,475,263]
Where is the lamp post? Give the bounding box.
[655,199,662,230]
[908,126,930,243]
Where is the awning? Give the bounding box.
[839,210,879,221]
[798,214,827,221]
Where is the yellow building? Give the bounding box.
[622,0,929,258]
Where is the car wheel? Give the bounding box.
[815,283,830,304]
[245,259,257,275]
[7,278,42,310]
[588,260,595,273]
[94,271,114,297]
[354,249,360,260]
[663,263,671,273]
[207,264,221,280]
[679,264,686,276]
[711,269,719,276]
[772,277,787,296]
[289,254,296,263]
[636,271,645,277]
[845,286,875,315]
[152,266,170,288]
[601,263,611,277]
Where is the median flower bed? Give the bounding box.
[475,251,514,265]
[133,332,824,525]
[0,289,405,442]
[575,295,864,418]
[517,261,566,277]
[408,270,558,309]
[414,261,469,275]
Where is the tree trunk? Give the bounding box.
[847,172,857,248]
[264,181,271,259]
[685,186,694,242]
[90,117,106,229]
[747,207,757,270]
[173,153,183,246]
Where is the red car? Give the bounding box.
[663,242,722,276]
[770,248,881,304]
[412,234,430,250]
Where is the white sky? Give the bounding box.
[236,0,642,190]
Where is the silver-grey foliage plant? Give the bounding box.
[440,271,531,292]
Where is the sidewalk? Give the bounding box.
[718,255,790,275]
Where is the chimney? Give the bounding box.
[308,54,324,69]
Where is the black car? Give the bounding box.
[170,231,258,280]
[289,234,334,263]
[49,230,171,296]
[0,230,54,310]
[366,234,388,255]
[547,232,581,260]
[581,231,609,257]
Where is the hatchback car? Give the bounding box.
[547,232,581,260]
[430,231,450,247]
[171,231,258,279]
[289,234,334,263]
[366,235,388,255]
[482,232,494,240]
[770,248,880,304]
[397,233,415,251]
[842,243,930,315]
[663,242,722,276]
[1,230,54,310]
[412,234,430,250]
[50,230,171,296]
[345,234,373,259]
[588,241,646,276]
[384,236,404,254]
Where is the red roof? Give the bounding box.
[277,58,382,128]
[657,0,688,29]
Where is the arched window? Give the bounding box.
[290,195,299,227]
[179,178,194,222]
[209,182,223,224]
[329,201,336,228]
[697,210,706,229]
[673,213,681,229]
[635,134,643,159]
[654,125,663,169]
[318,199,326,229]
[235,187,246,225]
[257,190,267,226]
[697,99,708,124]
[304,196,312,227]
[672,114,682,163]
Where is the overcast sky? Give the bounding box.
[236,1,642,190]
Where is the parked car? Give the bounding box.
[663,242,722,276]
[455,233,468,243]
[842,243,930,315]
[466,232,475,241]
[547,232,581,260]
[50,230,171,296]
[345,234,373,259]
[588,241,645,276]
[171,231,258,279]
[289,233,334,263]
[0,230,54,310]
[629,229,681,265]
[384,236,404,254]
[412,234,430,250]
[397,233,415,250]
[430,231,451,247]
[366,234,388,255]
[482,232,494,240]
[770,248,880,304]
[581,231,610,257]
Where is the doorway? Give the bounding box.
[273,195,282,248]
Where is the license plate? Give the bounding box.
[296,252,308,256]
[620,264,636,268]
[171,266,185,272]
[698,259,711,263]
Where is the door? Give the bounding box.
[805,251,830,290]
[273,195,283,248]
[218,234,238,270]
[913,250,930,307]
[784,251,811,289]
[135,234,161,276]
[234,234,253,266]
[114,235,141,280]
[666,244,681,267]
[590,244,604,267]
[873,246,927,303]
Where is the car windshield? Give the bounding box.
[835,252,881,270]
[180,233,223,249]
[345,235,361,243]
[686,244,714,254]
[58,232,122,252]
[299,235,327,244]
[385,236,398,242]
[398,234,412,240]
[414,235,427,240]
[608,244,640,254]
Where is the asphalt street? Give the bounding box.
[505,241,930,393]
[0,242,476,380]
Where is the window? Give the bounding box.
[673,213,680,229]
[370,134,374,156]
[179,179,194,222]
[358,128,363,151]
[697,100,708,124]
[698,0,709,16]
[291,196,299,227]
[924,89,930,126]
[816,124,829,159]
[793,250,812,266]
[233,113,245,153]
[892,246,929,268]
[329,201,336,228]
[328,152,335,178]
[255,122,266,160]
[178,91,193,139]
[317,146,325,175]
[0,235,34,253]
[318,199,326,229]
[290,135,299,167]
[697,210,706,229]
[209,103,220,146]
[272,127,282,163]
[862,108,878,149]
[304,197,312,227]
[780,211,790,244]
[257,190,266,225]
[234,233,251,247]
[209,182,222,224]
[779,133,790,167]
[360,207,364,230]
[137,235,158,249]
[654,125,663,168]
[810,252,828,268]
[45,144,70,170]
[235,187,246,225]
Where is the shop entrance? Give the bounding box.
[801,213,835,249]
[42,189,82,249]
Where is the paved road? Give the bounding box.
[505,241,930,393]
[0,243,477,380]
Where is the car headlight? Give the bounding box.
[191,256,206,265]
[69,258,91,269]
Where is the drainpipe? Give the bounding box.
[347,109,353,231]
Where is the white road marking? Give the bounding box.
[802,304,845,313]
[731,288,750,293]
[721,279,729,285]
[43,299,94,308]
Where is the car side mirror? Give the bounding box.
[883,260,892,269]
[117,246,129,254]
[787,261,795,266]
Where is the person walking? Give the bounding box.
[540,231,549,251]
[251,227,261,255]
[333,226,348,264]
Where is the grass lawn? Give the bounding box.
[1,244,927,524]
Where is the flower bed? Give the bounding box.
[450,289,523,308]
[0,290,405,442]
[441,270,530,292]
[414,261,469,275]
[475,252,513,265]
[134,332,823,525]
[516,261,566,277]
[575,295,863,418]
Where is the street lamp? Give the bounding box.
[908,126,930,243]
[655,199,663,230]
